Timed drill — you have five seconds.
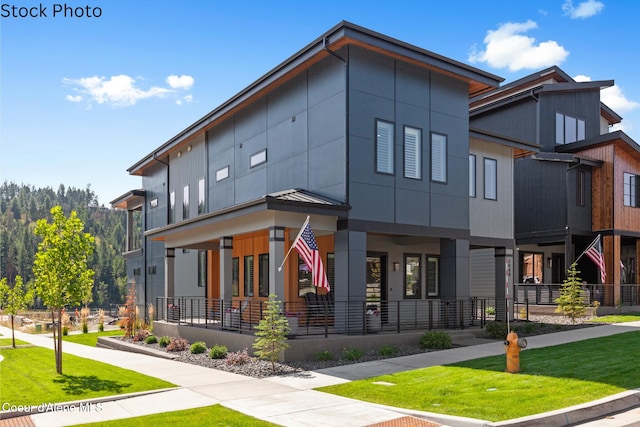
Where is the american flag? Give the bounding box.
[584,235,606,284]
[293,219,330,291]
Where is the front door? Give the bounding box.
[366,253,387,322]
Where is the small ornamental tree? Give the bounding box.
[555,263,587,323]
[33,206,95,374]
[252,294,290,372]
[0,275,32,348]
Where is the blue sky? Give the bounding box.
[2,0,639,205]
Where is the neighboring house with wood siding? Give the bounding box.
[470,66,640,306]
[112,21,535,333]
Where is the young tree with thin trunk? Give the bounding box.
[252,294,290,372]
[33,206,94,374]
[0,275,32,347]
[555,263,587,324]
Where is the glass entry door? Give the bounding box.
[366,253,387,322]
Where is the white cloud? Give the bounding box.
[562,0,604,19]
[64,74,195,107]
[176,95,193,106]
[167,75,194,90]
[469,20,569,71]
[572,74,639,113]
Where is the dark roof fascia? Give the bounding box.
[531,152,603,167]
[470,66,572,105]
[556,130,640,156]
[144,190,350,240]
[601,102,622,125]
[470,89,534,117]
[128,21,503,176]
[110,189,145,209]
[537,80,614,94]
[469,128,540,152]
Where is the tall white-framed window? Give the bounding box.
[183,185,190,220]
[376,120,394,174]
[198,177,206,215]
[169,191,175,224]
[484,158,497,200]
[404,126,421,179]
[469,154,476,197]
[431,132,447,183]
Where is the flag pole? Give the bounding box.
[574,234,601,264]
[277,216,310,272]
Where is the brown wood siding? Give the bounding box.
[233,231,269,301]
[285,232,334,302]
[613,146,640,230]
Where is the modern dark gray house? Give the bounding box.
[470,66,640,306]
[112,21,537,337]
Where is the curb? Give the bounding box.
[96,336,179,360]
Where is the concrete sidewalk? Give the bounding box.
[2,322,640,426]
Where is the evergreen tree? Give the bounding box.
[252,294,290,372]
[555,263,587,323]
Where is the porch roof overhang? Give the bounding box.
[531,152,603,168]
[144,189,350,248]
[110,189,145,210]
[470,127,540,158]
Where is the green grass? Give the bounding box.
[62,329,124,347]
[69,404,279,427]
[591,313,640,323]
[318,331,640,422]
[0,337,30,346]
[0,346,175,405]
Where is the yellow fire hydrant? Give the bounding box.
[504,330,527,373]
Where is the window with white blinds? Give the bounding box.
[484,157,497,200]
[376,120,394,174]
[404,126,421,179]
[431,133,447,183]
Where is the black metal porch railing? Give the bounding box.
[155,296,490,337]
[515,283,640,307]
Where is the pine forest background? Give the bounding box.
[0,181,128,307]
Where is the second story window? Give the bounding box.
[198,178,205,215]
[484,158,497,200]
[576,170,585,206]
[469,154,476,197]
[376,120,394,174]
[183,185,190,220]
[556,113,585,145]
[404,126,421,179]
[624,172,639,207]
[431,132,447,183]
[169,191,175,224]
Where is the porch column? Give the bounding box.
[219,237,233,301]
[164,247,175,298]
[269,227,286,300]
[494,248,514,322]
[440,239,470,300]
[335,229,366,333]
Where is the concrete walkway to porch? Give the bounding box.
[2,322,640,427]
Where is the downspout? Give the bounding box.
[152,152,170,318]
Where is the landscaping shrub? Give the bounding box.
[209,344,228,359]
[225,348,251,366]
[379,344,397,357]
[166,337,189,352]
[485,306,496,316]
[190,341,207,354]
[158,336,171,348]
[420,331,452,350]
[132,329,150,342]
[145,335,158,344]
[342,348,364,361]
[316,350,333,361]
[485,321,509,339]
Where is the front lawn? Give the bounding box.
[0,337,29,346]
[62,329,124,347]
[591,313,640,323]
[70,404,279,427]
[0,346,175,406]
[318,331,640,422]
